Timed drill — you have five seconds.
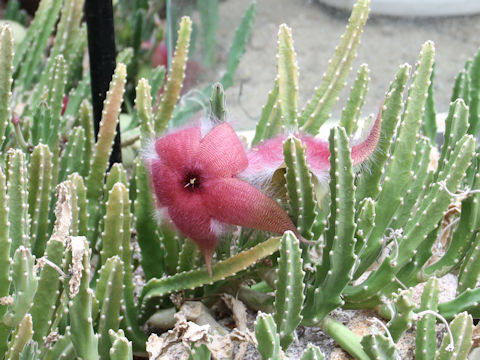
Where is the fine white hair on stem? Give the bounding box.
[239,167,279,193]
[439,180,480,199]
[200,116,216,138]
[183,88,210,104]
[368,317,395,344]
[367,317,402,360]
[369,228,402,270]
[155,207,171,223]
[310,170,329,186]
[394,276,408,290]
[385,227,401,266]
[35,257,70,279]
[413,310,455,352]
[179,88,209,117]
[140,137,159,164]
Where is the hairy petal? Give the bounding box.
[155,126,201,169]
[243,135,330,183]
[242,136,285,184]
[167,193,218,273]
[198,123,248,177]
[302,136,331,176]
[167,193,211,239]
[203,178,298,236]
[243,106,382,183]
[351,105,382,166]
[150,161,181,207]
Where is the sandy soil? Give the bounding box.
[213,0,480,131]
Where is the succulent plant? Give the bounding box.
[146,121,302,274]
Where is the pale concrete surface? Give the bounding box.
[211,0,480,132]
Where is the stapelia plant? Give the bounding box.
[147,122,300,274]
[0,0,480,358]
[141,1,480,359]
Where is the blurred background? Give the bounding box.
[215,0,480,131]
[6,0,480,132]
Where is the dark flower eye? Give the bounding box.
[183,170,202,191]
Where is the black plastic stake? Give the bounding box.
[85,0,122,166]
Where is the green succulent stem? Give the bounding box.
[3,247,38,328]
[68,237,99,360]
[361,332,399,359]
[277,24,299,130]
[303,127,356,325]
[387,289,415,342]
[5,314,33,360]
[135,78,154,141]
[273,232,304,350]
[252,79,281,145]
[0,25,13,147]
[437,312,473,359]
[300,344,325,360]
[154,16,192,134]
[356,41,435,275]
[415,278,439,360]
[0,168,9,355]
[139,235,283,320]
[255,312,282,360]
[283,136,317,239]
[355,63,411,203]
[86,63,126,246]
[209,82,227,123]
[340,63,370,135]
[299,0,370,134]
[320,317,369,360]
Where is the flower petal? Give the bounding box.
[243,135,330,183]
[241,136,285,185]
[167,193,218,274]
[167,193,210,238]
[150,161,180,207]
[155,126,201,170]
[351,105,382,166]
[302,136,331,177]
[203,178,298,236]
[198,123,248,177]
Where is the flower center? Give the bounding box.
[183,171,202,191]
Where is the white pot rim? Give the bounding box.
[317,0,480,17]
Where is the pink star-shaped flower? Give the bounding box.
[242,109,382,184]
[148,122,299,273]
